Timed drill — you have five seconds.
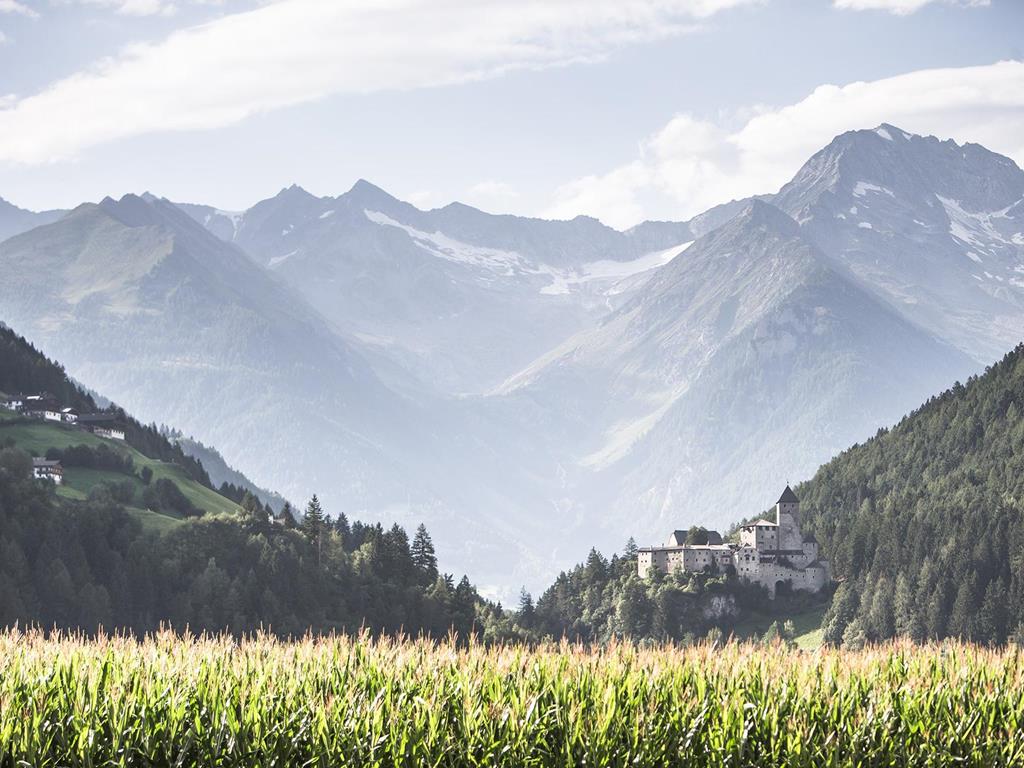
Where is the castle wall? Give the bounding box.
[637,488,829,597]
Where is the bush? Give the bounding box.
[142,478,202,517]
[0,447,31,480]
[52,444,134,475]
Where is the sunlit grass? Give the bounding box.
[2,629,1022,766]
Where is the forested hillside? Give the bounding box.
[0,453,482,635]
[0,322,486,636]
[0,324,212,487]
[513,343,1024,648]
[798,343,1024,646]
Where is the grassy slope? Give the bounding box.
[0,411,240,523]
[730,605,827,650]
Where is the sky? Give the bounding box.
[0,0,1022,228]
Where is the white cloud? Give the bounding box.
[81,0,179,16]
[0,0,755,164]
[0,0,39,18]
[546,60,1024,228]
[833,0,989,15]
[0,29,7,43]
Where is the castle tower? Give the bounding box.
[775,485,803,551]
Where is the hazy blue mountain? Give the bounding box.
[183,180,695,393]
[0,197,66,242]
[774,123,1024,362]
[493,200,977,554]
[0,194,423,521]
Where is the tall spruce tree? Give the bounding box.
[302,494,327,568]
[411,524,438,581]
[278,501,297,529]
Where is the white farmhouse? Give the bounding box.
[637,486,830,598]
[32,458,64,484]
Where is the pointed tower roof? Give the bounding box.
[778,485,799,504]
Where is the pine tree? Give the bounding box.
[978,578,1007,645]
[517,588,535,629]
[278,501,297,529]
[410,524,438,581]
[240,491,268,526]
[334,512,351,540]
[302,494,327,568]
[623,537,638,558]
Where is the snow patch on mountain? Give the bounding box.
[268,249,298,268]
[874,127,893,141]
[534,241,692,296]
[937,195,1013,250]
[365,209,522,272]
[365,207,692,297]
[853,182,894,198]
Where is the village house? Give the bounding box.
[32,457,63,484]
[19,394,62,420]
[637,486,830,598]
[78,414,127,441]
[3,393,127,441]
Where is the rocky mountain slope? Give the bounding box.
[774,123,1024,363]
[182,181,694,393]
[0,195,420,515]
[494,199,977,551]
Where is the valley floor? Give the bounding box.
[3,630,1022,767]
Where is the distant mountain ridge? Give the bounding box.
[0,192,421,510]
[493,197,976,548]
[179,180,695,393]
[0,197,66,243]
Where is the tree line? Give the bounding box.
[0,448,485,638]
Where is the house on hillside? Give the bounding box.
[637,486,830,598]
[2,393,24,410]
[78,414,127,441]
[32,457,63,484]
[21,395,62,421]
[61,407,79,424]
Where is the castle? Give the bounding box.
[636,486,830,597]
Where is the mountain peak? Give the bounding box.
[868,123,912,142]
[343,178,403,207]
[98,193,161,226]
[349,178,386,195]
[735,199,799,236]
[274,184,318,203]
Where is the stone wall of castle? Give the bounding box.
[636,487,829,598]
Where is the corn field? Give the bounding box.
[2,629,1023,767]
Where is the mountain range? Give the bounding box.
[1,123,1022,596]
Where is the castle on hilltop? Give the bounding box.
[636,486,830,598]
